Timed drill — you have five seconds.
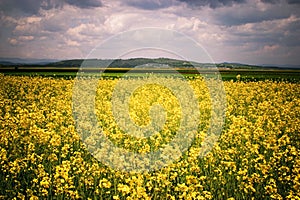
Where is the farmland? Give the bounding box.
[0,72,300,199]
[1,68,300,82]
[1,57,300,81]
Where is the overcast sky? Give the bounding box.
[0,0,299,65]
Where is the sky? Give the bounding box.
[0,0,299,65]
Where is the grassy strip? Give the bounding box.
[1,69,300,82]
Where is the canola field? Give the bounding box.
[0,74,299,199]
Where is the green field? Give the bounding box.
[1,68,300,82]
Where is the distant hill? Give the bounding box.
[0,57,299,69]
[30,58,262,69]
[47,59,85,67]
[261,64,300,69]
[217,62,262,69]
[0,58,59,65]
[0,61,15,66]
[45,58,196,68]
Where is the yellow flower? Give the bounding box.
[117,184,130,194]
[100,178,112,189]
[1,75,299,199]
[29,196,39,200]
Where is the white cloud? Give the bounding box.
[13,16,42,34]
[18,35,34,41]
[8,38,18,45]
[104,14,132,33]
[65,39,80,47]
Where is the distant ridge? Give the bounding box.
[261,64,300,69]
[0,57,299,69]
[0,58,59,65]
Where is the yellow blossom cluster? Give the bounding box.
[0,74,299,199]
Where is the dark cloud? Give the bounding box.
[228,31,283,46]
[122,0,176,10]
[262,0,300,4]
[178,0,246,8]
[212,1,300,26]
[287,0,300,4]
[65,0,102,9]
[0,0,102,15]
[281,19,300,46]
[260,0,280,3]
[0,0,46,15]
[214,10,291,26]
[179,0,300,8]
[43,17,67,32]
[223,15,300,49]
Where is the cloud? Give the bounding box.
[260,0,280,3]
[179,0,300,8]
[65,0,102,9]
[0,0,299,65]
[209,0,300,26]
[261,0,300,5]
[0,0,102,15]
[262,0,300,4]
[121,0,177,10]
[0,0,44,15]
[285,0,300,4]
[65,39,80,47]
[18,35,34,41]
[178,0,246,8]
[8,38,18,45]
[12,16,42,35]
